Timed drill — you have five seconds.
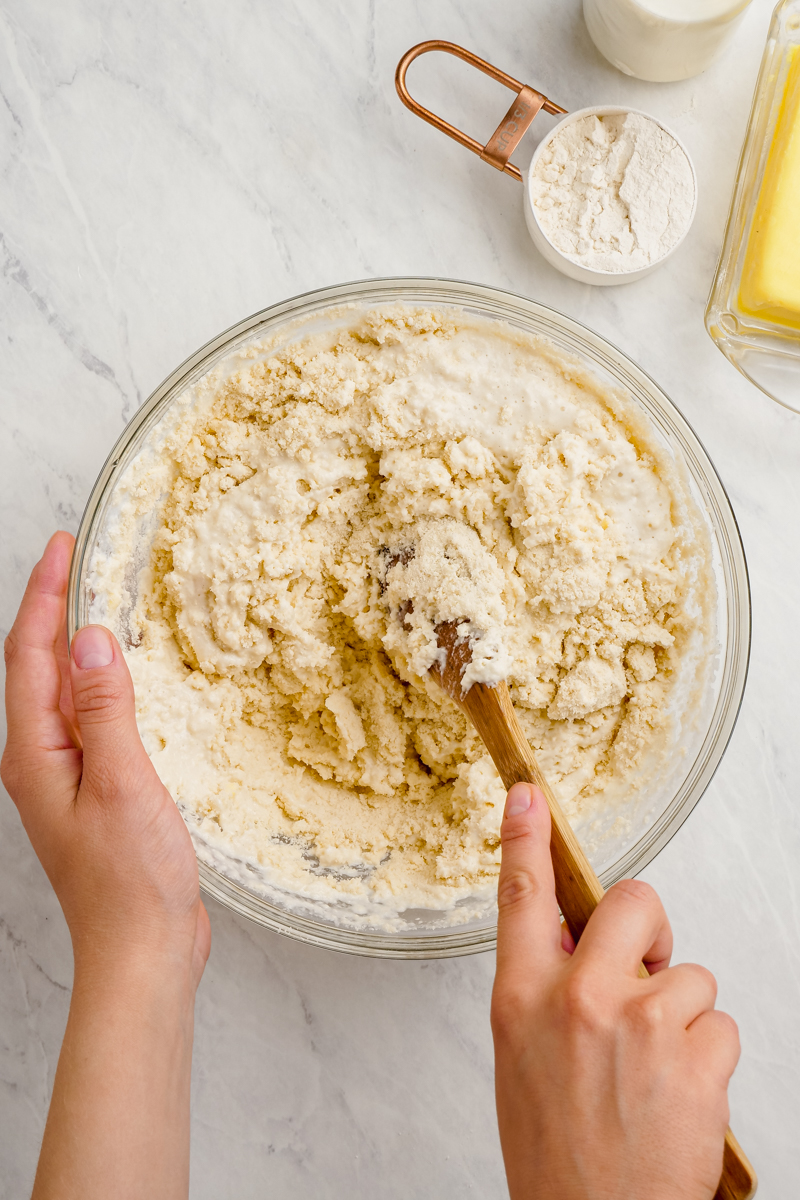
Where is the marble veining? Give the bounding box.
[0,0,797,1195]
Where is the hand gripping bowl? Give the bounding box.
[67,278,750,959]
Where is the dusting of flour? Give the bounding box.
[89,306,709,928]
[530,112,695,273]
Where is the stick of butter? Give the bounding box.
[739,45,800,328]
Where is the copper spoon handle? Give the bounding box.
[461,679,757,1200]
[395,40,566,182]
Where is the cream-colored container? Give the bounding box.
[584,0,753,82]
[523,105,697,286]
[706,0,800,411]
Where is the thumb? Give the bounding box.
[495,784,565,989]
[70,625,152,794]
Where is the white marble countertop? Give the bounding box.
[1,0,797,1195]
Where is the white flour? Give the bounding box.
[530,112,695,274]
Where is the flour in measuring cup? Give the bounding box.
[530,112,695,274]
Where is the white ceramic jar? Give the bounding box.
[583,0,753,82]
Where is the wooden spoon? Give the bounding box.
[427,615,757,1200]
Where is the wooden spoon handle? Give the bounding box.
[461,680,757,1199]
[462,680,602,941]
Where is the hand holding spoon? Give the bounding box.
[381,546,756,1200]
[428,616,756,1200]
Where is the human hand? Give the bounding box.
[2,532,210,981]
[3,532,210,1198]
[492,783,740,1200]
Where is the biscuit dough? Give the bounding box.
[90,307,708,927]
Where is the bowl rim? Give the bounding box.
[67,276,750,959]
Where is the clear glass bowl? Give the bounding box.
[68,278,750,959]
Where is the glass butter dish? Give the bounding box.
[706,0,800,411]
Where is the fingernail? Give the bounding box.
[505,783,535,817]
[73,625,114,669]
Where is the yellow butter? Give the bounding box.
[739,45,800,329]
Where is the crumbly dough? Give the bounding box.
[90,306,707,927]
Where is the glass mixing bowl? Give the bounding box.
[68,278,750,959]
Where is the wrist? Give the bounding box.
[71,926,202,1004]
[69,946,199,1069]
[39,919,199,1200]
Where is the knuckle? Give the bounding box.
[73,676,128,721]
[711,1009,740,1051]
[81,752,134,801]
[500,821,536,846]
[690,1012,740,1095]
[559,970,604,1031]
[80,746,159,813]
[683,961,718,997]
[0,747,43,806]
[0,748,20,796]
[609,878,658,909]
[3,628,20,669]
[629,990,667,1034]
[79,758,120,803]
[497,866,541,911]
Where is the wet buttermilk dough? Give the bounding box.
[92,306,707,926]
